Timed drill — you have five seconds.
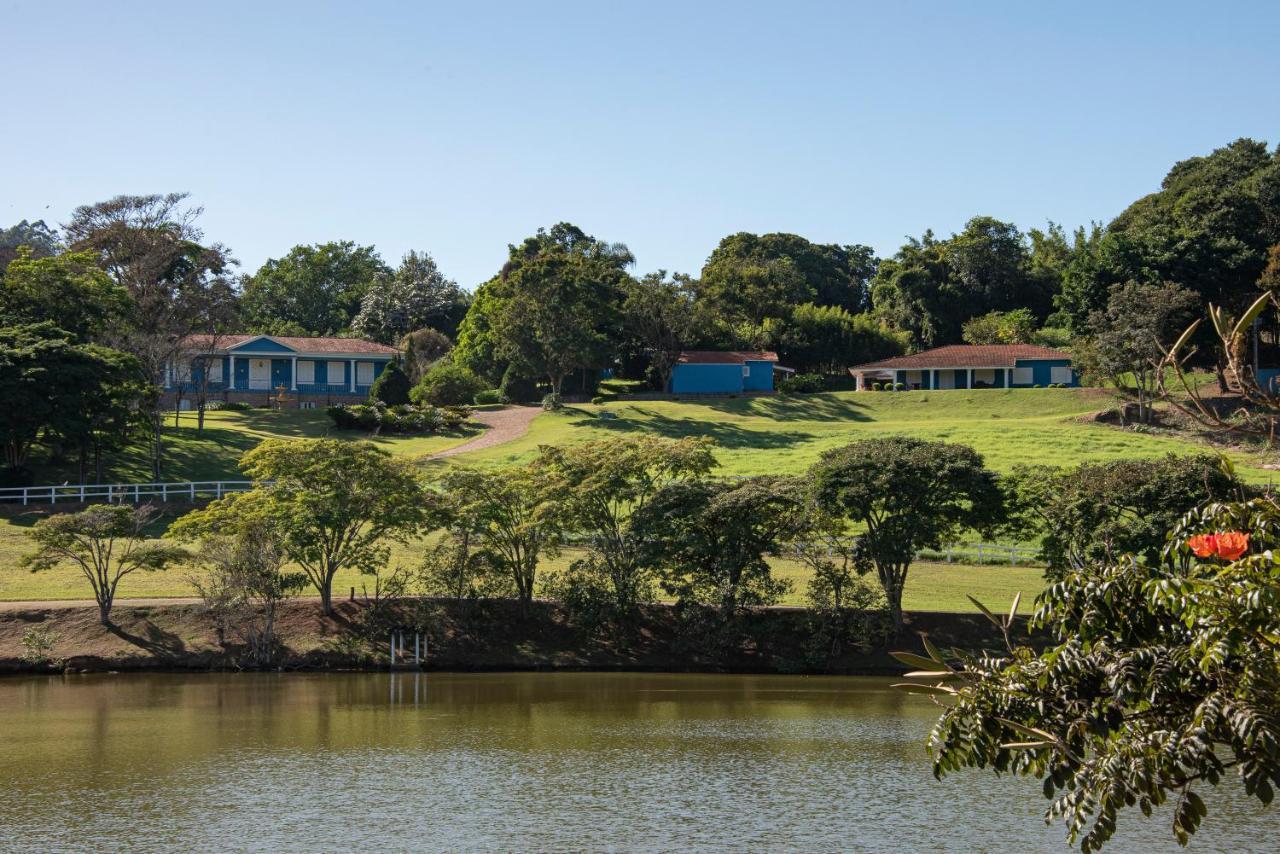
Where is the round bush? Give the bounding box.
[368,362,412,406]
[473,389,502,405]
[542,393,564,411]
[412,361,486,407]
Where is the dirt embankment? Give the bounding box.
[0,598,1026,676]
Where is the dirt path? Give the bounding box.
[430,405,541,459]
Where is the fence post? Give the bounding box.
[190,482,195,501]
[50,487,56,506]
[1009,546,1016,566]
[216,482,223,499]
[977,545,984,564]
[22,487,28,506]
[80,485,85,503]
[161,483,167,502]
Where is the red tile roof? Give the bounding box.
[677,350,779,364]
[181,334,399,356]
[850,344,1072,371]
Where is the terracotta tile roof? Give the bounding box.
[677,350,779,365]
[181,334,399,356]
[850,344,1072,371]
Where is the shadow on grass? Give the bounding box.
[593,409,815,449]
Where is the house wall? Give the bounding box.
[670,363,745,394]
[743,361,774,392]
[177,353,390,396]
[1011,358,1077,388]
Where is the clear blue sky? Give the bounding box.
[3,1,1277,290]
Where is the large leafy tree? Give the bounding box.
[808,437,1003,628]
[1006,454,1246,577]
[621,271,698,390]
[903,498,1280,852]
[0,219,61,274]
[437,464,563,607]
[699,232,877,320]
[632,475,807,615]
[239,241,389,335]
[351,250,469,344]
[64,193,238,478]
[1,247,131,341]
[23,505,186,624]
[454,223,632,392]
[777,302,904,374]
[539,436,718,611]
[169,439,436,614]
[1075,280,1199,424]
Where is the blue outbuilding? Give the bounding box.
[849,344,1078,391]
[668,351,786,395]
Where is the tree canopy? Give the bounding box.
[239,241,389,336]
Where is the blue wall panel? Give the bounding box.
[229,338,296,354]
[670,364,745,394]
[743,361,773,391]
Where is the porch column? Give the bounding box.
[227,356,235,390]
[931,369,938,390]
[967,368,973,389]
[349,359,356,392]
[291,356,298,390]
[1005,367,1012,388]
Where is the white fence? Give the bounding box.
[0,480,257,506]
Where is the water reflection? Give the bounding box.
[0,672,1272,852]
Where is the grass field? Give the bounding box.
[3,386,1264,610]
[450,388,1275,478]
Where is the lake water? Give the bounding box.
[0,672,1273,852]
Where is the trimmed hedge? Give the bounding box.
[327,402,471,434]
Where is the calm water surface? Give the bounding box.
[0,672,1274,852]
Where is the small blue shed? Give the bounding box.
[668,351,783,395]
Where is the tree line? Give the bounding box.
[4,137,1279,483]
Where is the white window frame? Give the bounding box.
[249,359,271,390]
[1012,367,1034,385]
[1050,366,1073,385]
[356,361,375,385]
[172,361,192,384]
[205,359,223,383]
[742,364,750,377]
[974,369,995,386]
[296,360,315,385]
[327,361,346,387]
[299,401,317,410]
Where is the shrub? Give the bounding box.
[368,362,412,406]
[474,389,502,405]
[327,402,471,435]
[591,395,607,405]
[499,366,540,404]
[20,626,62,666]
[893,383,905,391]
[412,361,486,407]
[871,382,882,391]
[777,373,826,394]
[542,393,563,411]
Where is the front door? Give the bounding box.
[249,359,270,390]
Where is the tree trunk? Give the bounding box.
[150,409,164,481]
[319,584,333,616]
[97,596,112,626]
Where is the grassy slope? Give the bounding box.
[3,387,1262,611]
[452,388,1273,478]
[26,409,482,484]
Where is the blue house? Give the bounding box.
[849,344,1078,391]
[165,334,399,408]
[668,351,785,395]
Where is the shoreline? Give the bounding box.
[0,598,1024,677]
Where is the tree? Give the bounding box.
[1076,280,1199,424]
[188,520,308,664]
[1,248,130,341]
[438,464,562,607]
[808,437,1003,629]
[23,505,186,624]
[539,436,718,611]
[239,241,389,335]
[411,361,486,406]
[368,361,412,405]
[632,476,807,615]
[621,271,697,390]
[961,308,1037,345]
[900,497,1280,852]
[489,224,632,396]
[0,219,60,273]
[351,250,469,343]
[64,193,238,479]
[401,327,453,383]
[777,303,905,374]
[1006,455,1246,577]
[699,232,878,319]
[53,344,150,484]
[168,439,435,614]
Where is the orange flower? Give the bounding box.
[1214,531,1250,561]
[1186,534,1218,558]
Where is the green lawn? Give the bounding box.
[3,386,1263,610]
[25,408,482,484]
[448,388,1274,478]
